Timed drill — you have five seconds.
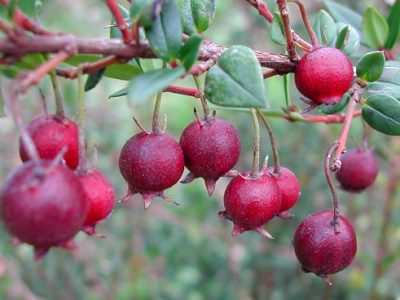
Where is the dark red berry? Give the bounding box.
[335,148,379,192]
[19,114,79,169]
[0,160,88,259]
[293,211,357,277]
[119,131,184,208]
[180,117,241,196]
[294,47,353,105]
[268,167,300,218]
[219,172,282,238]
[78,169,115,236]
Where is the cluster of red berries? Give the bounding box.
[0,114,115,260]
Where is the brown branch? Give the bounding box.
[277,0,298,60]
[300,110,362,124]
[165,86,200,98]
[0,35,295,73]
[245,0,274,22]
[289,0,318,48]
[105,0,132,44]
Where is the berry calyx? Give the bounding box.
[294,47,354,105]
[335,148,379,192]
[119,131,184,208]
[293,211,357,279]
[78,169,115,236]
[19,114,79,169]
[0,160,88,260]
[268,167,301,219]
[219,172,282,238]
[179,116,241,196]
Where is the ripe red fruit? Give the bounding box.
[119,131,184,208]
[19,114,79,169]
[268,167,300,218]
[335,148,379,192]
[293,211,357,278]
[219,172,282,238]
[78,169,115,236]
[0,160,88,259]
[294,47,353,105]
[179,117,241,196]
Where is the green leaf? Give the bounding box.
[109,87,128,99]
[110,5,130,39]
[313,10,336,46]
[362,94,400,135]
[320,93,350,114]
[66,54,102,65]
[177,0,216,34]
[16,54,45,70]
[178,35,202,70]
[127,66,185,104]
[385,1,400,49]
[205,46,266,108]
[325,0,362,31]
[283,74,290,108]
[271,12,286,45]
[335,25,349,50]
[362,7,389,49]
[85,69,106,92]
[130,0,153,27]
[367,82,400,100]
[379,61,400,85]
[356,51,385,82]
[335,23,360,55]
[104,63,143,80]
[145,0,183,62]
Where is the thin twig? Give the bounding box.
[251,109,261,177]
[277,0,298,60]
[325,141,340,232]
[289,0,319,48]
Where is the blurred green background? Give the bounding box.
[0,0,399,299]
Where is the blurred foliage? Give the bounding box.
[0,0,399,300]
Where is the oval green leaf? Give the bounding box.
[362,7,389,49]
[335,23,360,55]
[178,34,202,70]
[362,94,400,135]
[356,51,385,82]
[177,0,216,35]
[205,46,266,108]
[385,1,400,49]
[313,10,337,46]
[127,66,185,104]
[367,82,400,100]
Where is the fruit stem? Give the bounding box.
[277,0,298,60]
[49,68,65,119]
[77,69,88,175]
[251,108,261,177]
[192,75,211,121]
[152,62,167,134]
[325,141,340,232]
[257,109,281,174]
[289,0,319,48]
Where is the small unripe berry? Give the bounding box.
[78,169,115,235]
[335,148,379,192]
[293,211,357,277]
[220,172,282,238]
[19,115,79,169]
[119,131,184,208]
[0,160,88,259]
[268,167,300,218]
[294,47,353,105]
[180,117,241,196]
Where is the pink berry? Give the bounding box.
[78,169,115,236]
[294,47,353,105]
[220,173,282,238]
[0,160,88,259]
[119,131,184,208]
[180,117,241,196]
[293,211,357,277]
[19,114,79,169]
[336,148,379,192]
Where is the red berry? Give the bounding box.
[0,160,88,259]
[119,131,184,208]
[220,173,282,238]
[293,211,357,277]
[19,114,79,169]
[180,117,241,196]
[336,148,379,192]
[268,167,300,218]
[294,47,353,105]
[78,169,115,235]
